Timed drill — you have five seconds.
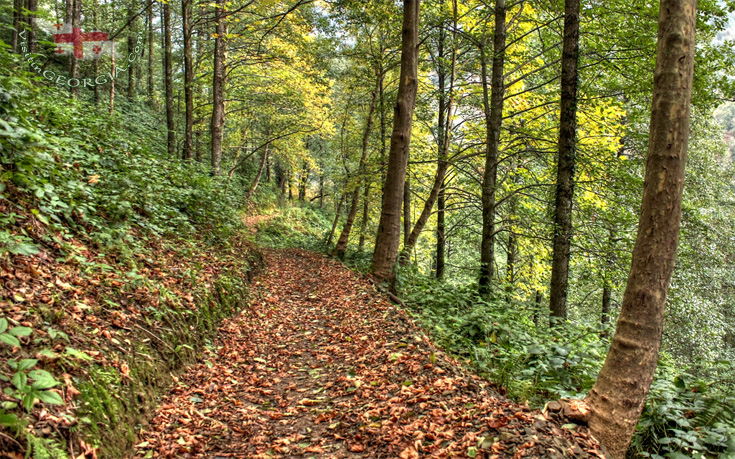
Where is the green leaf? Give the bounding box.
[17,359,38,371]
[64,347,93,361]
[0,333,20,347]
[9,326,32,337]
[29,370,58,390]
[22,393,35,411]
[0,318,7,334]
[0,413,19,427]
[467,446,477,458]
[12,371,27,390]
[8,243,40,256]
[36,390,63,405]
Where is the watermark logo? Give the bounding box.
[52,22,113,59]
[17,19,143,89]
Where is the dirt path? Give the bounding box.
[135,249,603,458]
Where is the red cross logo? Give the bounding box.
[53,24,108,59]
[92,45,103,56]
[54,23,64,31]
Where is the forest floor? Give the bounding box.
[135,248,605,459]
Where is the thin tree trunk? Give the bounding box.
[436,182,446,279]
[403,178,411,245]
[548,0,581,320]
[245,142,269,203]
[585,0,696,455]
[334,82,379,259]
[163,0,176,157]
[182,0,194,160]
[601,281,611,332]
[12,0,22,53]
[371,0,420,284]
[401,1,457,263]
[27,0,36,53]
[69,0,80,98]
[326,193,346,248]
[211,0,226,174]
[110,42,116,115]
[479,0,507,297]
[298,163,308,201]
[128,4,137,101]
[358,182,371,252]
[148,0,154,107]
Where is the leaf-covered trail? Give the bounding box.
[136,249,603,458]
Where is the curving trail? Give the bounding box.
[136,249,603,458]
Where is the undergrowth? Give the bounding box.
[0,47,259,458]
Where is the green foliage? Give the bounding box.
[0,48,247,258]
[399,271,607,405]
[256,204,332,250]
[631,366,735,459]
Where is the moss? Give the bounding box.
[73,264,257,458]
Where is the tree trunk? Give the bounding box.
[403,178,411,246]
[358,182,371,252]
[27,0,36,53]
[127,4,137,101]
[371,0,421,284]
[211,0,226,175]
[400,1,457,263]
[109,42,116,115]
[298,163,308,201]
[12,0,22,54]
[163,0,176,157]
[436,183,446,279]
[148,1,154,106]
[584,0,696,455]
[333,82,379,259]
[181,0,194,160]
[479,0,507,297]
[245,142,269,203]
[68,0,80,98]
[326,193,346,248]
[548,0,580,320]
[601,281,611,333]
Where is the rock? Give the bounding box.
[547,401,562,412]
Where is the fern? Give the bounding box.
[26,434,68,459]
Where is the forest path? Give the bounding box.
[135,249,603,458]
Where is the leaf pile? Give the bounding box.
[137,248,604,458]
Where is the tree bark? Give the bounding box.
[163,0,176,157]
[182,0,194,160]
[358,182,371,252]
[326,193,346,248]
[436,183,446,279]
[148,0,154,107]
[400,1,456,264]
[548,0,580,320]
[333,83,379,259]
[68,0,80,98]
[26,0,36,53]
[109,42,116,115]
[12,0,22,54]
[211,0,227,175]
[479,0,507,297]
[245,142,269,203]
[127,4,137,101]
[371,0,421,284]
[298,162,308,201]
[584,0,696,455]
[403,178,411,246]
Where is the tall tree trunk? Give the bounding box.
[401,1,457,263]
[371,0,420,283]
[479,0,507,296]
[211,0,226,174]
[127,4,137,101]
[403,178,411,246]
[298,163,308,201]
[12,0,23,54]
[68,0,80,98]
[584,0,696,455]
[163,0,176,157]
[436,182,446,279]
[182,0,194,160]
[148,0,154,107]
[27,0,36,53]
[601,281,611,330]
[548,0,581,320]
[358,182,371,252]
[326,193,346,248]
[109,43,116,115]
[333,82,379,259]
[245,142,269,203]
